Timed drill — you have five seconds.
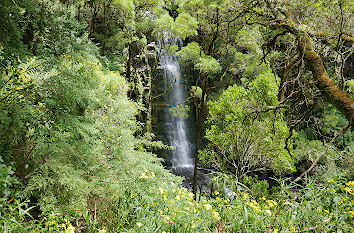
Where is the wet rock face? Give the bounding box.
[172,166,213,195]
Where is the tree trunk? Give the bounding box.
[297,33,354,124]
[126,42,133,82]
[145,49,153,133]
[193,78,207,200]
[77,4,80,22]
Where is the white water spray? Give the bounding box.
[158,37,194,169]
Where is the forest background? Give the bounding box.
[0,0,353,232]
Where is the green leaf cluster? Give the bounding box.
[202,69,295,177]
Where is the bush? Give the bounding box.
[201,69,295,178]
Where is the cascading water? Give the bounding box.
[157,37,220,196]
[158,37,194,169]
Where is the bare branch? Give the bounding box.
[290,123,352,185]
[151,74,180,100]
[207,68,229,91]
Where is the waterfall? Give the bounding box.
[158,37,194,169]
[157,37,218,196]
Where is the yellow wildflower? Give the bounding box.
[347,181,354,186]
[242,192,249,200]
[204,204,212,210]
[327,179,335,184]
[273,229,278,233]
[188,192,194,200]
[140,172,149,179]
[348,211,354,217]
[266,199,278,208]
[214,190,220,195]
[158,187,166,194]
[98,228,107,233]
[168,200,175,204]
[65,224,75,233]
[265,209,272,216]
[162,215,172,223]
[136,222,142,227]
[248,200,261,213]
[344,187,351,193]
[175,195,180,200]
[212,210,221,221]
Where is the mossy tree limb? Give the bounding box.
[296,33,354,124]
[259,17,354,124]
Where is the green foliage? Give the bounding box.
[0,159,20,199]
[0,0,353,232]
[346,79,354,99]
[169,104,190,118]
[205,177,354,232]
[296,104,353,161]
[0,0,40,63]
[0,199,41,232]
[242,175,270,199]
[95,153,222,232]
[154,12,174,36]
[166,44,179,54]
[177,42,204,65]
[113,0,135,13]
[293,135,353,185]
[178,42,221,77]
[23,52,139,215]
[190,85,203,99]
[0,202,91,232]
[202,69,295,178]
[195,56,221,75]
[174,12,199,40]
[223,27,269,82]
